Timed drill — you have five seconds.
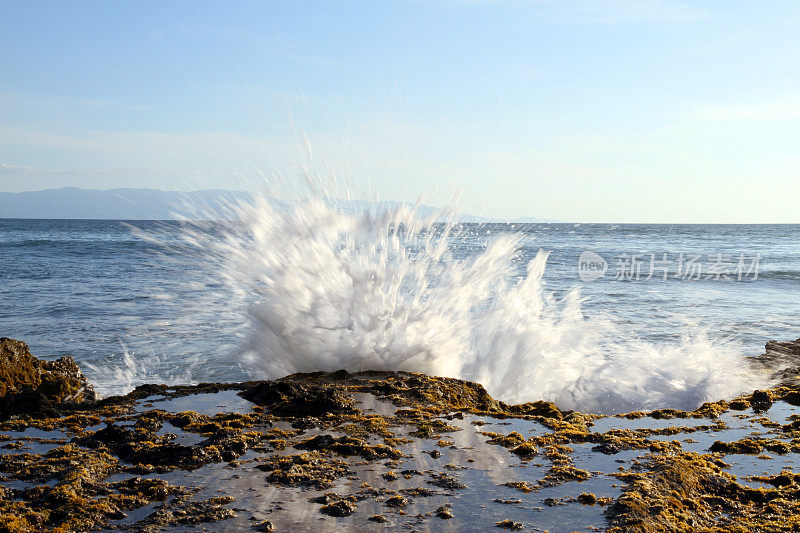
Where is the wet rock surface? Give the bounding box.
[0,338,95,419]
[2,338,800,531]
[766,338,800,358]
[239,379,356,417]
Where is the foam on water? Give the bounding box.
[84,345,199,398]
[156,191,771,414]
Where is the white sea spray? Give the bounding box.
[83,343,199,399]
[159,191,770,413]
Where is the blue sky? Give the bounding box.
[1,1,799,222]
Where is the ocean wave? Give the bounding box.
[150,192,770,414]
[758,270,800,281]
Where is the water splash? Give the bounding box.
[83,344,199,398]
[173,192,770,413]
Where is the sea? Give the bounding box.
[1,212,798,413]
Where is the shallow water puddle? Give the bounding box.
[0,426,69,455]
[7,379,800,532]
[155,399,611,531]
[98,391,615,531]
[134,389,256,414]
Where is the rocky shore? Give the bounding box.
[2,337,800,532]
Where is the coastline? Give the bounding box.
[1,337,800,532]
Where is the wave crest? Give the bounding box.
[172,193,771,413]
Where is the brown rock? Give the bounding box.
[239,380,356,417]
[0,337,95,418]
[254,519,275,531]
[320,499,356,517]
[496,519,525,530]
[765,338,800,357]
[435,505,453,519]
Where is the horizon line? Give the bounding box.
[1,187,798,225]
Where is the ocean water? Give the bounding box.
[1,211,798,413]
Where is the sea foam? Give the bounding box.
[169,191,770,413]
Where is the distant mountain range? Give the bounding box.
[0,187,553,222]
[0,187,251,220]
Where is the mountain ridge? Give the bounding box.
[0,187,554,222]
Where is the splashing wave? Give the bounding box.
[84,344,199,398]
[169,193,769,413]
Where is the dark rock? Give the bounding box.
[427,472,466,490]
[493,498,521,505]
[295,434,336,450]
[254,519,275,531]
[239,381,356,417]
[0,337,95,418]
[291,416,320,429]
[76,422,231,471]
[258,453,350,490]
[751,389,773,410]
[709,439,762,455]
[294,434,402,460]
[765,339,800,357]
[320,499,356,517]
[400,487,438,497]
[510,442,537,459]
[310,493,341,505]
[496,518,525,530]
[649,409,689,419]
[435,505,453,519]
[134,496,236,528]
[385,495,409,508]
[505,400,563,420]
[592,441,630,455]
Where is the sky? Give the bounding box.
[1,1,799,222]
